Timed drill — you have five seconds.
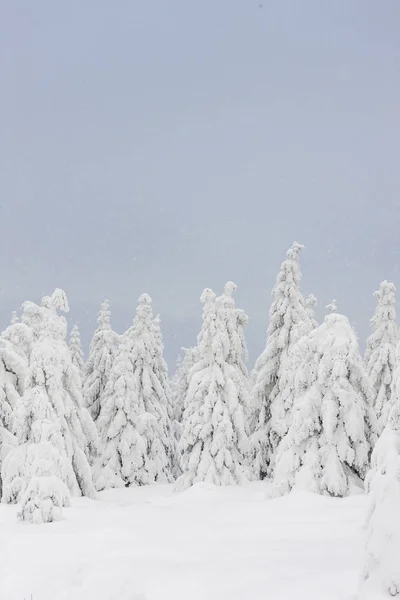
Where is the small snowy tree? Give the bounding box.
[96,294,175,489]
[69,324,85,380]
[272,312,378,497]
[84,300,118,421]
[326,299,338,314]
[305,293,318,328]
[1,289,98,523]
[176,288,249,491]
[364,281,398,435]
[251,242,314,478]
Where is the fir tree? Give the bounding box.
[251,242,313,478]
[365,281,398,434]
[171,347,198,424]
[0,335,28,497]
[1,290,98,523]
[153,313,176,437]
[176,288,249,490]
[69,324,85,381]
[96,294,174,489]
[84,300,118,421]
[272,312,378,497]
[217,282,252,444]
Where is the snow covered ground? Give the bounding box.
[0,482,365,600]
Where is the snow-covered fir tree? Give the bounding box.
[153,313,177,438]
[272,311,378,497]
[96,294,175,489]
[364,281,398,435]
[83,300,118,421]
[0,316,36,489]
[217,282,249,375]
[216,282,252,445]
[176,288,249,490]
[69,324,85,381]
[0,334,28,496]
[1,289,98,523]
[360,367,400,598]
[171,347,198,424]
[251,242,314,478]
[170,346,198,442]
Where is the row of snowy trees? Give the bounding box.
[0,242,399,538]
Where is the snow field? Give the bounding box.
[0,482,365,600]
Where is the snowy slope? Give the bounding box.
[0,482,364,600]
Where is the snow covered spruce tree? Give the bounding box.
[84,300,118,421]
[153,312,178,443]
[364,281,397,435]
[251,242,314,478]
[360,377,400,598]
[96,294,175,489]
[171,346,198,441]
[272,311,378,497]
[217,281,253,458]
[176,288,249,490]
[69,324,85,381]
[1,289,98,523]
[0,312,41,487]
[0,332,29,496]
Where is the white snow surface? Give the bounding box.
[0,482,366,600]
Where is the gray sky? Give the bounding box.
[1,1,400,366]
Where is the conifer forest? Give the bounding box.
[1,2,399,599]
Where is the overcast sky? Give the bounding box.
[1,1,400,366]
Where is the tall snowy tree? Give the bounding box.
[251,242,314,478]
[364,281,398,435]
[272,312,378,497]
[69,324,85,381]
[1,290,98,523]
[216,282,252,441]
[84,300,118,421]
[176,288,249,490]
[96,294,175,489]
